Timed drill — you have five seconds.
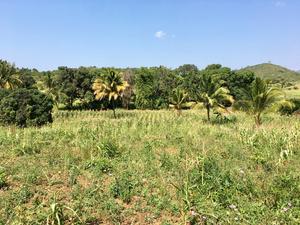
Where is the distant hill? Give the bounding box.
[239,63,300,82]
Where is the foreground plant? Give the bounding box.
[92,70,128,118]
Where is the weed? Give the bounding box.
[110,171,138,203]
[98,139,121,158]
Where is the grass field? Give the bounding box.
[0,110,300,224]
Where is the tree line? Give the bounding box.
[0,59,298,126]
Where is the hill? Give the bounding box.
[239,63,300,82]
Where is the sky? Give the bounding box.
[0,0,299,71]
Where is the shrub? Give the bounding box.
[279,98,300,115]
[0,88,53,127]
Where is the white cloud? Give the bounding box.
[155,30,167,39]
[274,1,286,7]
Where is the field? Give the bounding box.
[0,110,300,224]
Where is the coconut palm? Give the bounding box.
[169,88,188,115]
[197,73,234,121]
[237,77,286,126]
[0,60,21,89]
[92,70,128,118]
[40,72,60,108]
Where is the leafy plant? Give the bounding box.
[98,140,120,158]
[110,172,137,203]
[46,198,82,225]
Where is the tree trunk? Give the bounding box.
[176,109,182,116]
[206,105,211,121]
[68,99,73,109]
[255,114,261,127]
[112,101,116,119]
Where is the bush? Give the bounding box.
[0,88,53,127]
[279,98,300,115]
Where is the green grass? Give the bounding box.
[0,110,300,224]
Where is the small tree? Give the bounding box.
[236,77,285,126]
[92,70,128,118]
[197,73,233,121]
[169,88,188,115]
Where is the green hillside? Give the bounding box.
[240,63,300,82]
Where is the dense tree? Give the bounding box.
[182,70,202,100]
[134,66,180,109]
[55,67,94,108]
[18,69,37,89]
[0,88,53,127]
[92,70,128,118]
[0,58,297,118]
[225,70,256,100]
[175,64,198,77]
[200,65,256,102]
[134,67,161,109]
[122,69,135,109]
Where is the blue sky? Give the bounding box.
[0,0,299,71]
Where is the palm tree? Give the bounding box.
[92,70,128,118]
[0,60,21,89]
[169,88,188,115]
[197,73,234,121]
[237,77,285,126]
[40,72,60,108]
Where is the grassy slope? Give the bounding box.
[0,110,300,224]
[284,82,300,99]
[240,63,300,82]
